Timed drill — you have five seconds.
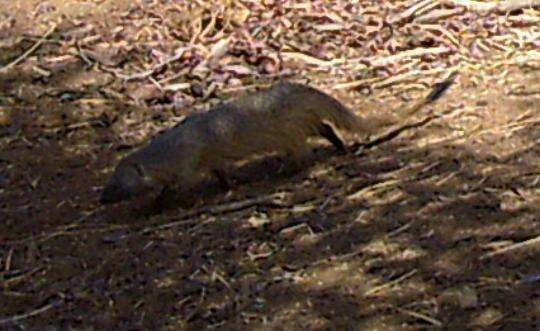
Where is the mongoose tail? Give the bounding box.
[400,71,458,118]
[362,72,458,149]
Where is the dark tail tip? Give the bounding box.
[426,71,458,103]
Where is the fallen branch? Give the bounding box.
[480,235,540,259]
[140,192,290,235]
[0,24,57,73]
[0,294,65,326]
[389,0,435,24]
[6,193,291,245]
[372,66,455,89]
[415,7,466,23]
[116,48,187,81]
[369,46,452,67]
[365,269,418,296]
[281,51,345,67]
[490,0,540,12]
[394,306,443,327]
[1,267,44,288]
[446,0,540,13]
[5,208,109,245]
[332,76,385,90]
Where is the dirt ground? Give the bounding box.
[1,1,540,330]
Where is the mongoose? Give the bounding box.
[100,76,455,204]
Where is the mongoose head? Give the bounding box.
[100,160,155,204]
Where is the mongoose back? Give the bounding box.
[101,77,455,204]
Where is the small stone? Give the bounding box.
[472,307,504,326]
[439,286,478,309]
[130,84,162,101]
[279,223,311,239]
[0,107,11,126]
[231,5,250,25]
[190,83,204,97]
[260,57,278,74]
[293,233,321,249]
[476,100,488,107]
[247,212,270,228]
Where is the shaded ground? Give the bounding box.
[1,1,540,330]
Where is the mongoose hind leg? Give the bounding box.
[318,123,346,153]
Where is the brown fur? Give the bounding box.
[101,78,454,204]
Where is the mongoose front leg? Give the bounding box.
[213,169,231,190]
[280,144,311,176]
[318,122,346,153]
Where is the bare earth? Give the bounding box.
[1,1,539,330]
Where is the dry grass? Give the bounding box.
[0,0,539,329]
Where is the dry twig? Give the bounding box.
[140,192,290,235]
[0,294,65,326]
[365,269,418,296]
[395,306,443,327]
[0,24,57,73]
[446,0,540,13]
[480,236,540,259]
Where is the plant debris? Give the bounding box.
[1,0,539,329]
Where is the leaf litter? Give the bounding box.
[0,0,539,329]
